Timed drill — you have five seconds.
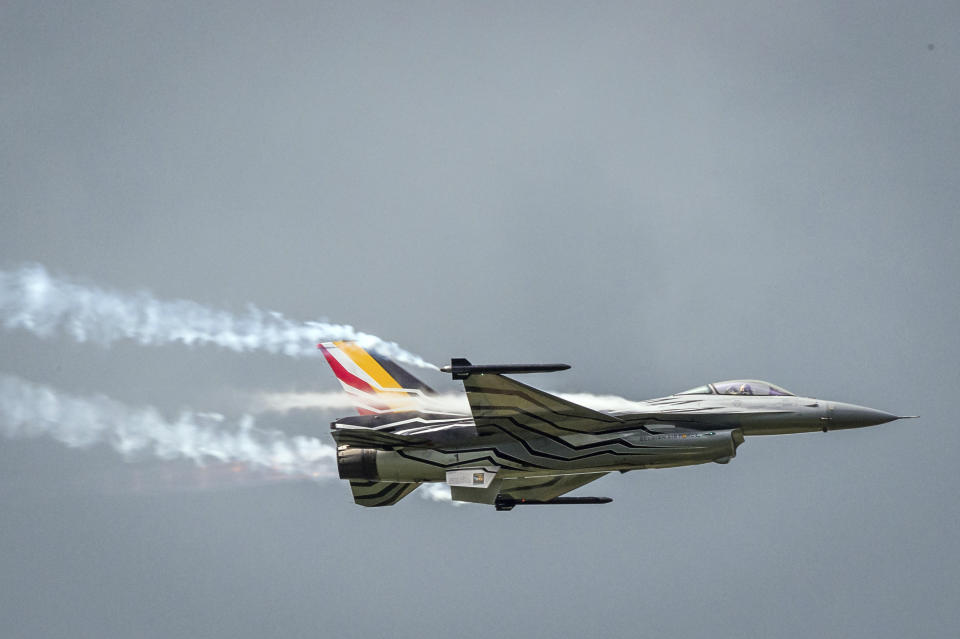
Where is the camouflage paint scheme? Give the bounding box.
[319,343,909,510]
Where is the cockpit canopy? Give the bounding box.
[676,380,794,397]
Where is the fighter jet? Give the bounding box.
[318,342,913,510]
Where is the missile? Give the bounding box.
[441,358,571,380]
[494,495,612,511]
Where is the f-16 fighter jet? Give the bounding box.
[318,342,913,510]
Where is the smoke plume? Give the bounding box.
[250,391,471,415]
[250,390,651,415]
[0,263,436,369]
[0,373,335,477]
[419,482,457,503]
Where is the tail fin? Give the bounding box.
[318,341,435,415]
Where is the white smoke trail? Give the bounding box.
[248,391,363,414]
[0,263,436,369]
[0,373,335,477]
[250,391,471,415]
[556,393,653,412]
[250,390,651,415]
[419,482,460,504]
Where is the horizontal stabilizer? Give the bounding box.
[349,480,421,507]
[441,358,570,380]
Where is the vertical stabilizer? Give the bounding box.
[318,341,435,415]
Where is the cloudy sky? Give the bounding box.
[2,2,958,637]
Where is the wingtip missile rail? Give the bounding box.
[494,495,613,511]
[441,358,571,380]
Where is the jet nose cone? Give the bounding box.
[829,402,902,428]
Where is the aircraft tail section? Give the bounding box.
[331,424,432,449]
[318,341,435,415]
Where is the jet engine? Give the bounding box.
[337,446,378,480]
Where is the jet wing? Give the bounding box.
[450,472,608,505]
[463,372,623,438]
[499,472,609,501]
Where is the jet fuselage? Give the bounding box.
[318,343,909,508]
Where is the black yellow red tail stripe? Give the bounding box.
[318,341,434,414]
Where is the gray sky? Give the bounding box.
[2,2,959,637]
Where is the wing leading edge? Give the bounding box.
[451,472,609,505]
[462,372,622,438]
